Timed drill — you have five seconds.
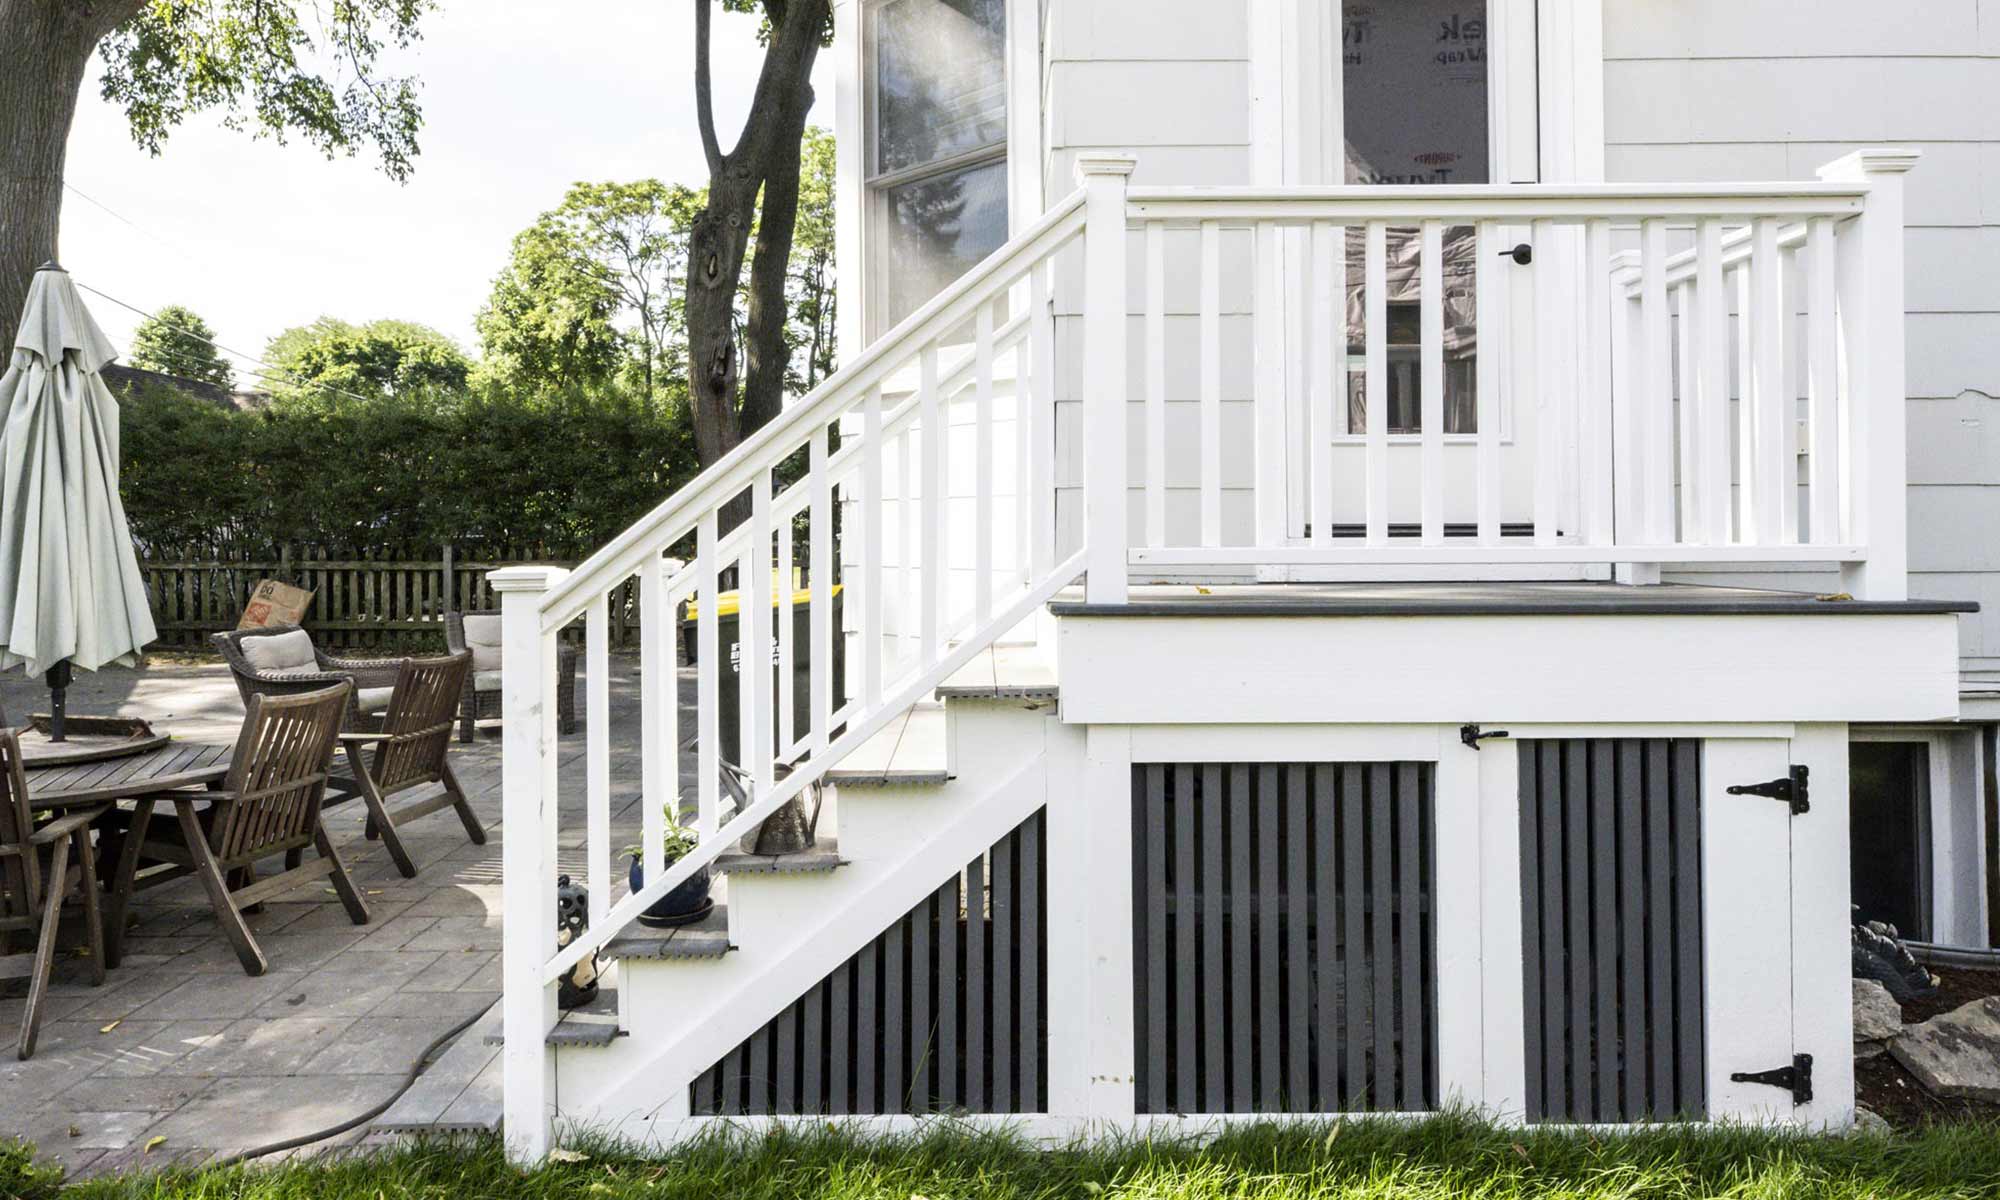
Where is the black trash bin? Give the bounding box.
[682,582,844,764]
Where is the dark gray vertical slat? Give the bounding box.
[693,1067,716,1114]
[938,875,960,1107]
[1257,763,1281,1110]
[1286,766,1312,1110]
[776,1001,797,1115]
[1313,764,1339,1111]
[1341,763,1367,1109]
[1174,765,1198,1114]
[1616,739,1646,1122]
[722,1045,746,1115]
[1590,741,1619,1120]
[1396,761,1425,1112]
[1144,764,1167,1113]
[1131,770,1150,1110]
[993,831,1015,1112]
[1518,742,1544,1123]
[1671,739,1705,1118]
[884,920,906,1113]
[1419,766,1438,1107]
[1021,811,1043,1112]
[1537,743,1567,1119]
[1563,740,1593,1120]
[803,980,824,1114]
[858,939,878,1111]
[1644,739,1673,1119]
[909,893,931,1111]
[830,960,851,1115]
[1369,763,1394,1109]
[1201,764,1226,1113]
[966,851,987,1111]
[748,1028,770,1114]
[1229,764,1254,1111]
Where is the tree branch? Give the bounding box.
[694,0,725,173]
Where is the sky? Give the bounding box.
[57,0,833,391]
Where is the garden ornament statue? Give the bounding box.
[555,875,600,1010]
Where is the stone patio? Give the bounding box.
[0,654,656,1177]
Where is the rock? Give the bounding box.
[1852,1105,1892,1135]
[1889,996,2000,1101]
[1853,978,1903,1057]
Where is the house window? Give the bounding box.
[1341,0,1488,435]
[1851,741,1932,939]
[866,0,1009,335]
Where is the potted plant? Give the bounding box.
[625,806,712,927]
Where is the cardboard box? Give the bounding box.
[238,579,314,630]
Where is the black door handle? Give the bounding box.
[1498,243,1533,266]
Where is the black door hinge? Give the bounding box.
[1727,764,1810,815]
[1731,1053,1813,1105]
[1460,724,1510,751]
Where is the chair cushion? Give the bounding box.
[472,669,503,693]
[461,615,503,673]
[240,629,318,677]
[356,686,394,714]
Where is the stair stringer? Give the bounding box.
[551,712,1078,1138]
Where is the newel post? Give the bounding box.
[491,564,569,1162]
[1078,154,1137,604]
[1818,148,1919,601]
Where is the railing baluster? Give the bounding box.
[1310,220,1336,546]
[1582,220,1615,546]
[778,498,796,752]
[1750,217,1786,547]
[1364,220,1389,545]
[902,421,920,668]
[586,593,610,927]
[640,558,667,884]
[1014,315,1031,586]
[809,427,832,756]
[1254,220,1286,547]
[1145,221,1167,548]
[1029,264,1055,580]
[863,386,885,708]
[1640,218,1674,547]
[920,348,943,659]
[1476,220,1503,545]
[1199,220,1222,548]
[1781,235,1803,547]
[1419,219,1445,545]
[1695,220,1733,545]
[695,512,719,838]
[1533,219,1562,546]
[746,471,774,791]
[1806,217,1841,545]
[975,303,996,625]
[1674,277,1699,542]
[1734,262,1754,543]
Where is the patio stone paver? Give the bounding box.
[0,653,663,1175]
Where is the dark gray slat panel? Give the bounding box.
[748,1022,771,1113]
[1518,742,1544,1123]
[1313,764,1340,1111]
[1369,763,1395,1109]
[965,850,987,1111]
[1537,743,1567,1119]
[692,1066,717,1114]
[802,979,825,1114]
[884,920,905,1113]
[1419,766,1440,1107]
[909,892,931,1111]
[1229,764,1254,1111]
[993,830,1015,1112]
[775,997,798,1115]
[938,875,959,1107]
[1021,811,1043,1112]
[1201,764,1227,1114]
[1670,739,1705,1118]
[1616,739,1647,1122]
[1644,739,1674,1120]
[1141,765,1165,1113]
[1173,765,1198,1114]
[1562,740,1594,1120]
[1396,762,1426,1112]
[721,1045,746,1115]
[829,960,851,1115]
[1341,763,1367,1110]
[1257,763,1282,1110]
[1589,741,1620,1121]
[1285,766,1312,1110]
[858,939,879,1112]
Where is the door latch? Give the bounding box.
[1727,765,1810,815]
[1460,724,1509,751]
[1497,242,1533,265]
[1731,1053,1813,1105]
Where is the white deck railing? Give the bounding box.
[498,151,1915,1159]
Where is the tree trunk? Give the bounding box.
[739,85,811,436]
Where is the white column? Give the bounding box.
[1818,149,1919,601]
[1789,723,1855,1130]
[492,564,569,1163]
[1080,723,1136,1118]
[1077,155,1137,605]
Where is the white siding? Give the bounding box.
[1605,1,2000,678]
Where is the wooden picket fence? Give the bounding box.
[139,544,650,652]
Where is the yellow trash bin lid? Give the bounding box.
[683,581,842,622]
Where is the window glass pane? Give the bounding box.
[1343,1,1490,186]
[1850,742,1930,939]
[873,0,1007,177]
[880,157,1010,329]
[1343,226,1479,435]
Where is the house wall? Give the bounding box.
[1600,1,2000,683]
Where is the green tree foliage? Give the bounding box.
[126,303,234,387]
[786,125,838,393]
[263,317,472,402]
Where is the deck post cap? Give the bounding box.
[1074,154,1139,182]
[487,565,571,593]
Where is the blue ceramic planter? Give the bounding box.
[630,856,714,927]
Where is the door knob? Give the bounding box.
[1498,243,1533,265]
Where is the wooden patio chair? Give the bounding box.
[106,682,365,977]
[0,726,107,1059]
[444,610,577,742]
[327,651,484,879]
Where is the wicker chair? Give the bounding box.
[443,611,577,743]
[326,651,482,878]
[212,624,406,726]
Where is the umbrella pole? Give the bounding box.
[45,660,71,741]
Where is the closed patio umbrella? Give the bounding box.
[0,263,157,737]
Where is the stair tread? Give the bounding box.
[936,644,1059,700]
[482,986,622,1047]
[374,1002,501,1134]
[603,903,734,959]
[714,834,847,874]
[826,706,948,785]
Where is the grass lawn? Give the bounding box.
[9,1115,2000,1200]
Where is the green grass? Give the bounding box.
[19,1115,2000,1200]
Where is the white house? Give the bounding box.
[491,0,1990,1158]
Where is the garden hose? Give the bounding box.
[1905,939,2000,970]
